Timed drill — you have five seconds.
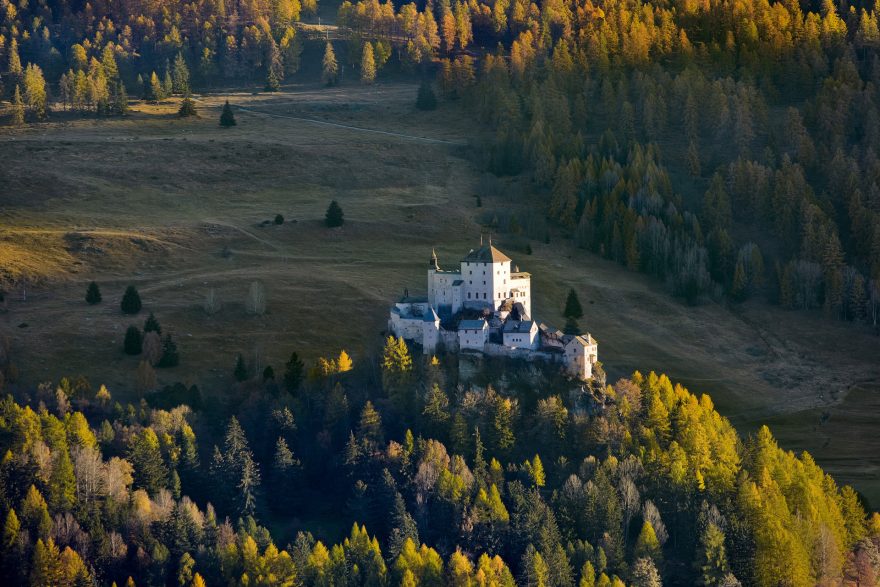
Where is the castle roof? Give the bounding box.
[459,319,488,330]
[423,307,440,322]
[502,320,535,333]
[462,245,512,264]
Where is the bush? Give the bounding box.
[124,326,143,355]
[121,286,142,314]
[325,200,344,228]
[416,80,438,111]
[85,281,102,305]
[274,214,284,225]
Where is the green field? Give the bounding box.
[2,83,880,504]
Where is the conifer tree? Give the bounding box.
[10,85,25,126]
[416,80,438,110]
[325,200,344,227]
[172,53,190,94]
[143,312,161,335]
[361,42,376,84]
[121,285,142,314]
[284,351,305,391]
[234,354,248,382]
[263,365,275,381]
[322,42,338,86]
[357,401,384,451]
[220,100,236,127]
[178,93,197,117]
[158,334,179,367]
[265,68,281,92]
[564,288,584,320]
[23,64,48,120]
[124,326,143,355]
[85,281,102,304]
[128,428,168,494]
[149,71,163,101]
[335,350,353,373]
[113,81,129,115]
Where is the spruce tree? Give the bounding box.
[178,93,197,117]
[234,354,248,382]
[325,200,344,227]
[158,334,179,367]
[85,281,102,304]
[124,326,143,355]
[220,100,236,127]
[121,285,142,314]
[284,352,304,391]
[113,81,128,115]
[172,53,190,94]
[11,85,25,126]
[564,288,584,320]
[322,42,338,86]
[143,312,161,335]
[416,80,438,111]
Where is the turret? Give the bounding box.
[429,248,439,270]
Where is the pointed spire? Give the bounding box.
[480,233,484,246]
[429,247,439,269]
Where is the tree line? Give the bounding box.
[0,333,877,586]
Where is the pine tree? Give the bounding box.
[11,85,25,126]
[124,326,143,355]
[416,80,438,111]
[234,354,248,382]
[220,100,236,127]
[361,42,376,84]
[121,285,142,314]
[322,42,339,86]
[564,288,584,320]
[284,351,305,391]
[325,200,345,227]
[85,281,102,304]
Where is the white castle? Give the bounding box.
[389,242,598,380]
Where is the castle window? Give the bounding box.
[468,293,471,299]
[483,293,486,299]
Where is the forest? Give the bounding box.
[0,335,878,587]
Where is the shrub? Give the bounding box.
[274,214,284,225]
[85,281,102,305]
[121,286,142,314]
[325,200,344,228]
[124,326,143,355]
[263,365,275,382]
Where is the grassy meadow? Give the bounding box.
[1,83,879,504]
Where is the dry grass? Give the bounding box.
[1,82,879,504]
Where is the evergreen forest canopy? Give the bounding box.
[0,336,878,586]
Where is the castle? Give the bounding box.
[389,242,598,380]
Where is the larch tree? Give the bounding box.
[11,86,25,126]
[361,42,376,84]
[23,64,48,120]
[322,42,339,86]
